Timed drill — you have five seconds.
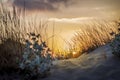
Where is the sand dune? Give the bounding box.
[41,44,120,80]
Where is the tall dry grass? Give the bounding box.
[69,21,118,57]
[0,2,119,68]
[0,4,49,69]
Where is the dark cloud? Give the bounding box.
[72,0,120,8]
[13,0,72,11]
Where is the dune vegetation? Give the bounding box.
[69,21,118,58]
[0,4,50,69]
[0,3,119,70]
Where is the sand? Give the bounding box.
[1,44,120,80]
[41,44,120,80]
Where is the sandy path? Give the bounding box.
[41,45,120,80]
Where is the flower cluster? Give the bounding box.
[19,33,53,78]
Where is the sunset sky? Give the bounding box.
[2,0,120,49]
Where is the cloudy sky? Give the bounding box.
[3,0,120,18]
[3,0,120,20]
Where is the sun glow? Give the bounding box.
[72,51,77,55]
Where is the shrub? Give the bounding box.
[19,33,53,79]
[110,21,120,57]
